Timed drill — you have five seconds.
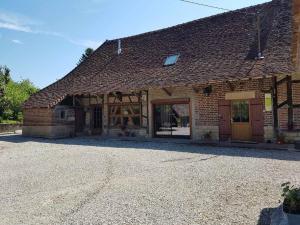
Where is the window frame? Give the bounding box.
[164,54,180,66]
[231,100,250,123]
[108,93,143,129]
[59,110,66,120]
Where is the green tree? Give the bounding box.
[5,79,38,121]
[0,66,11,120]
[77,48,94,65]
[0,65,38,122]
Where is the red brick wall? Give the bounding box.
[194,78,273,128]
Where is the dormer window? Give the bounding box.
[164,54,180,66]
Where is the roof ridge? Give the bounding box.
[107,1,272,43]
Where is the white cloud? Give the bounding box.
[12,39,23,44]
[0,10,39,33]
[0,10,102,48]
[0,21,32,32]
[69,39,103,48]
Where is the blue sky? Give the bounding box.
[0,0,269,88]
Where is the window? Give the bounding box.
[108,93,142,129]
[60,110,66,120]
[231,101,249,123]
[93,106,102,129]
[164,54,180,66]
[109,104,141,128]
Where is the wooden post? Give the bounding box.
[146,90,149,135]
[287,76,293,130]
[272,77,278,136]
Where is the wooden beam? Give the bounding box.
[293,104,300,108]
[162,88,172,96]
[287,76,293,130]
[276,76,289,86]
[260,88,272,93]
[73,96,75,107]
[292,80,300,84]
[278,100,288,109]
[272,77,279,135]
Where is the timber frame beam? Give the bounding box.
[273,75,300,131]
[162,88,172,96]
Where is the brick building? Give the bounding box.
[23,0,300,143]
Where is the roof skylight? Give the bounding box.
[164,54,180,66]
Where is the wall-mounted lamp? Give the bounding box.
[203,85,212,97]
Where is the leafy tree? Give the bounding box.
[0,66,11,120]
[5,79,38,121]
[0,65,38,122]
[0,66,11,96]
[77,48,94,65]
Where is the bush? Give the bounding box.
[282,182,300,214]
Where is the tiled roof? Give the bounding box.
[24,0,295,108]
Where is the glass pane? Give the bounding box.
[164,54,179,66]
[232,101,249,123]
[232,102,241,122]
[240,101,249,122]
[170,104,190,137]
[154,104,190,137]
[154,105,172,136]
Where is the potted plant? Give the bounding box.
[203,131,212,141]
[277,132,286,145]
[281,182,300,225]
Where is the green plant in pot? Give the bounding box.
[281,182,300,224]
[203,131,212,141]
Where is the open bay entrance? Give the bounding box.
[153,102,191,138]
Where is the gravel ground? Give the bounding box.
[0,134,299,225]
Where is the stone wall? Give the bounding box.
[22,106,75,138]
[22,125,75,138]
[0,124,22,133]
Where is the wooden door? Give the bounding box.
[231,100,251,141]
[219,100,231,141]
[75,108,85,133]
[91,105,102,135]
[250,99,264,142]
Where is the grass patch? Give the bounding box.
[0,120,21,125]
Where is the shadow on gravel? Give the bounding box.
[1,134,300,161]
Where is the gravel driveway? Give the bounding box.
[0,134,299,225]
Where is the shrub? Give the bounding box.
[282,182,300,214]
